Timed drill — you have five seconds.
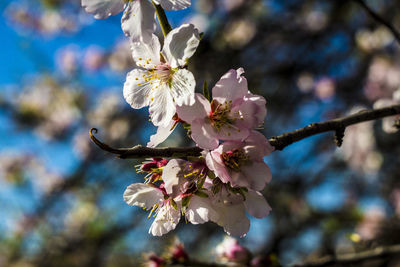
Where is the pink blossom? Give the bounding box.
[216,236,251,264]
[176,68,267,149]
[205,131,274,191]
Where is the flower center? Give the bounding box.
[209,100,235,132]
[220,149,249,172]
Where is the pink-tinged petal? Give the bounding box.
[162,159,184,195]
[176,93,210,124]
[244,93,267,127]
[214,204,250,237]
[121,0,156,43]
[191,119,219,149]
[212,68,248,103]
[240,162,272,191]
[170,69,196,106]
[230,100,258,130]
[209,152,232,184]
[162,24,200,68]
[154,0,191,10]
[123,69,154,109]
[186,196,218,224]
[82,0,124,19]
[149,85,176,127]
[245,131,274,157]
[123,183,163,209]
[215,124,250,142]
[131,34,161,68]
[149,204,181,236]
[244,190,271,218]
[147,120,175,147]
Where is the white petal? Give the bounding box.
[149,85,176,127]
[162,159,185,195]
[170,69,196,106]
[121,0,156,43]
[123,69,155,109]
[186,196,218,224]
[147,120,175,147]
[244,190,271,219]
[123,183,163,209]
[149,204,181,236]
[162,24,200,68]
[213,204,250,237]
[82,0,124,19]
[131,34,161,69]
[154,0,191,10]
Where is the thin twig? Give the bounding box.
[294,244,400,267]
[89,104,400,158]
[354,0,400,45]
[152,1,172,37]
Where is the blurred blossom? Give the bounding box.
[64,200,99,233]
[339,107,382,174]
[108,40,134,72]
[29,160,62,194]
[373,88,400,133]
[109,118,129,141]
[216,236,251,266]
[0,152,32,184]
[303,10,328,31]
[356,27,394,52]
[56,45,80,76]
[143,253,166,267]
[15,78,82,140]
[223,19,256,49]
[356,206,386,240]
[167,240,189,264]
[184,14,210,33]
[83,46,105,72]
[314,77,335,101]
[195,0,216,14]
[297,73,315,93]
[222,0,245,12]
[88,91,122,127]
[73,131,92,159]
[364,57,400,101]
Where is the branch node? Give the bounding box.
[334,127,345,147]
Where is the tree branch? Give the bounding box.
[89,105,400,158]
[294,244,400,267]
[353,0,400,45]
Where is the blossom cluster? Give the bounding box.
[82,0,274,236]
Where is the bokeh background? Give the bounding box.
[1,0,400,266]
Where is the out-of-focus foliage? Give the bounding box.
[1,0,400,266]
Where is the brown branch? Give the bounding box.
[89,105,400,158]
[294,244,400,267]
[354,0,400,45]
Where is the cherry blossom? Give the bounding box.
[205,131,274,191]
[216,236,251,264]
[81,0,191,42]
[124,24,200,127]
[176,68,267,149]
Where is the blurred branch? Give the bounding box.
[89,104,400,157]
[295,244,400,267]
[354,0,400,45]
[151,1,172,37]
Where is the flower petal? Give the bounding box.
[191,119,219,149]
[149,204,181,236]
[176,93,210,124]
[147,120,175,147]
[212,68,248,103]
[162,159,184,195]
[121,0,156,43]
[162,24,200,68]
[213,204,250,237]
[244,190,271,218]
[123,69,154,109]
[131,34,161,69]
[186,195,218,224]
[169,69,196,106]
[123,183,163,209]
[82,0,124,19]
[154,0,191,10]
[239,162,272,191]
[149,85,176,127]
